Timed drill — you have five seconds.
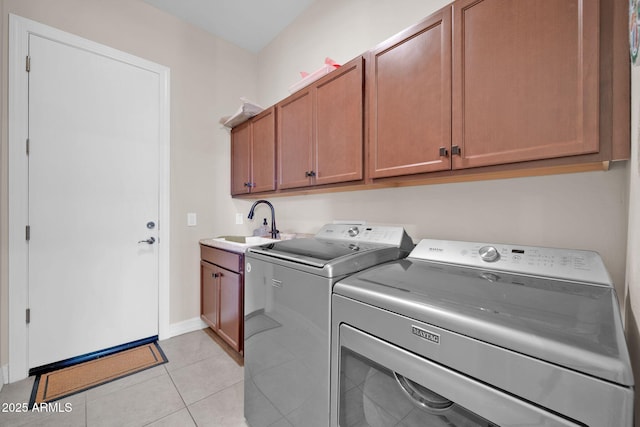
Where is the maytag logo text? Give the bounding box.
[411,325,440,344]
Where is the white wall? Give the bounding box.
[257,0,452,106]
[0,0,258,368]
[626,62,640,424]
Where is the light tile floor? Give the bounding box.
[0,329,249,426]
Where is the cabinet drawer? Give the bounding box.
[200,245,242,272]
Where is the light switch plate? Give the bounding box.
[235,213,244,225]
[187,213,197,227]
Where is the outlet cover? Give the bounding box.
[187,213,197,226]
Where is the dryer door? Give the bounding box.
[334,324,582,427]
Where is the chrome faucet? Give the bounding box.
[247,200,278,239]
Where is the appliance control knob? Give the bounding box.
[348,227,360,237]
[479,246,500,262]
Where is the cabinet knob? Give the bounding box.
[439,147,448,157]
[305,171,316,178]
[451,145,462,156]
[212,272,223,278]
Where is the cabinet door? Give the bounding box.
[230,122,251,195]
[315,57,364,185]
[278,89,314,190]
[200,261,219,330]
[218,269,242,352]
[452,0,599,169]
[251,107,277,193]
[369,9,452,179]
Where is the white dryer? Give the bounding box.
[331,239,634,426]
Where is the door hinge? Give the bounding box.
[26,225,30,241]
[26,56,31,72]
[26,308,30,324]
[26,138,30,155]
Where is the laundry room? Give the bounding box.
[0,0,638,426]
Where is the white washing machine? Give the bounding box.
[244,223,414,427]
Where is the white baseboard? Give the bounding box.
[164,317,208,340]
[1,364,7,388]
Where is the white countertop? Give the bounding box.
[199,236,279,253]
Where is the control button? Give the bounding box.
[479,246,500,262]
[481,272,500,282]
[348,227,360,237]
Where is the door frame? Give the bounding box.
[8,14,171,382]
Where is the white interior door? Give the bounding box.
[27,34,160,369]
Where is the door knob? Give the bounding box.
[138,237,156,244]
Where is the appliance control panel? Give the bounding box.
[409,239,612,286]
[315,224,413,249]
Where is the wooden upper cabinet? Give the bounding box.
[278,56,364,189]
[278,89,314,190]
[232,0,626,197]
[452,0,599,169]
[231,121,251,195]
[230,107,276,195]
[315,57,364,185]
[369,9,452,179]
[250,108,276,193]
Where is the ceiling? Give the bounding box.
[143,0,316,53]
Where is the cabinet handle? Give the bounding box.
[305,171,316,178]
[244,182,255,188]
[439,147,448,157]
[451,145,461,156]
[212,272,223,278]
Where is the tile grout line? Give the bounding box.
[163,365,197,427]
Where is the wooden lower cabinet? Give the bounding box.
[217,268,241,350]
[200,245,244,355]
[200,261,219,331]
